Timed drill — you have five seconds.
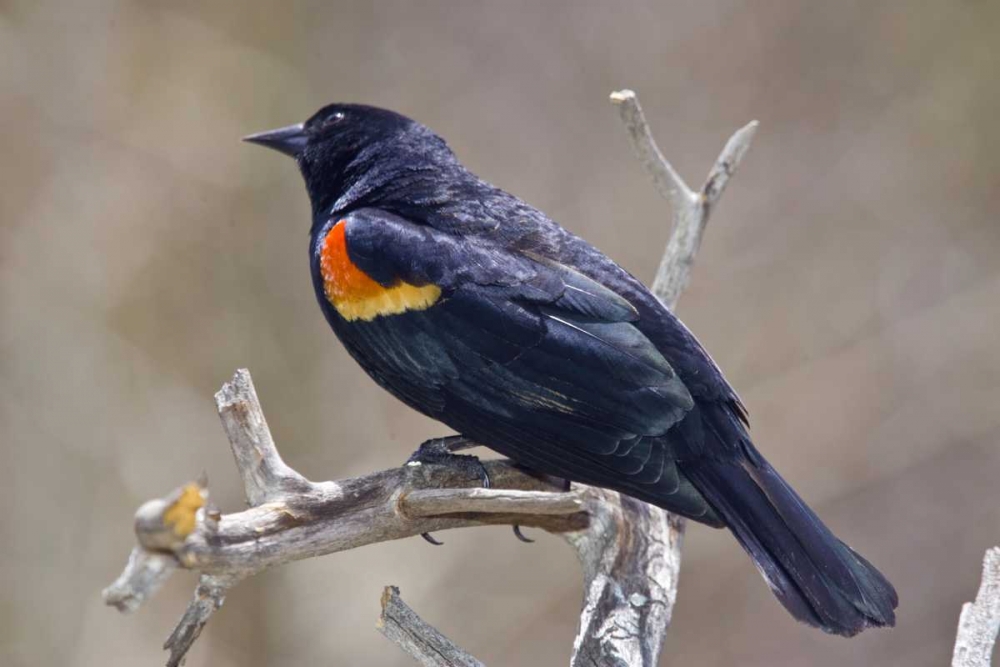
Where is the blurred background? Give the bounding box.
[2,1,999,665]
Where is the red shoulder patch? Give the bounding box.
[319,220,441,321]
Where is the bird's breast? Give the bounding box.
[319,219,441,322]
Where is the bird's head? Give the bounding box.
[244,103,453,218]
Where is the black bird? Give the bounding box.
[245,104,898,636]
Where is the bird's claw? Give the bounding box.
[421,532,445,546]
[512,525,534,543]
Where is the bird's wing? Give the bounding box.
[318,208,715,518]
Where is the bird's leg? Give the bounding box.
[406,436,490,545]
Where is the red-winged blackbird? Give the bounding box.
[245,104,897,636]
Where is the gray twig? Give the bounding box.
[953,547,1000,667]
[215,369,316,505]
[404,487,587,517]
[378,586,486,667]
[164,575,234,667]
[610,89,757,311]
[103,547,177,614]
[102,89,757,667]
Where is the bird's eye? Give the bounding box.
[323,111,345,128]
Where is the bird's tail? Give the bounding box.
[681,449,898,636]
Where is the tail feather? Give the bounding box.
[681,453,898,636]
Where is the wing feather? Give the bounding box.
[316,208,713,518]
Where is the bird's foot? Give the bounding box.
[407,434,480,460]
[406,436,490,487]
[406,436,489,546]
[406,437,539,545]
[406,435,540,546]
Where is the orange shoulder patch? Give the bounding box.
[320,220,441,322]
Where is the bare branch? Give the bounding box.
[378,586,485,667]
[215,368,313,505]
[609,89,697,217]
[610,89,758,311]
[123,430,587,572]
[103,89,757,667]
[403,487,586,517]
[164,575,234,667]
[103,548,177,613]
[105,388,592,666]
[953,547,1000,667]
[557,90,757,667]
[699,120,759,218]
[565,492,684,667]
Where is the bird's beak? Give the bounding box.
[242,123,307,157]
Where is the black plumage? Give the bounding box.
[245,103,898,636]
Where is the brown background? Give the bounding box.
[3,1,999,665]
